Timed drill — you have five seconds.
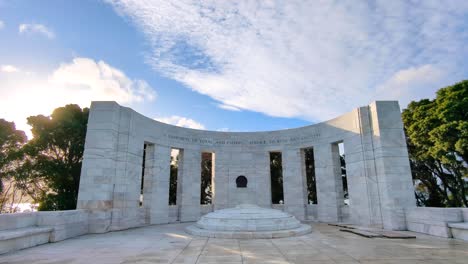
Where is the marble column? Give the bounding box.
[370,101,416,230]
[179,148,202,222]
[343,106,383,227]
[77,102,120,233]
[315,143,343,222]
[144,144,171,224]
[213,151,229,210]
[282,148,307,220]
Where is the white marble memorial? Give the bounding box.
[2,100,467,255]
[76,100,416,232]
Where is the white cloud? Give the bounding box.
[108,0,468,121]
[50,58,156,103]
[377,64,447,107]
[19,23,55,39]
[1,65,19,73]
[0,20,4,29]
[155,116,205,130]
[0,57,156,138]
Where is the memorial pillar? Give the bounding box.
[315,143,343,222]
[343,106,382,227]
[110,108,144,231]
[370,101,416,230]
[282,149,307,220]
[77,102,120,233]
[179,148,202,222]
[144,144,171,224]
[213,151,229,210]
[255,151,272,208]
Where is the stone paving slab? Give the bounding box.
[340,228,383,238]
[0,223,467,264]
[378,231,417,239]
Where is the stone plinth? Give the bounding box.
[186,204,312,239]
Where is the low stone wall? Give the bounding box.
[0,212,37,231]
[36,210,89,242]
[405,207,464,238]
[0,210,88,254]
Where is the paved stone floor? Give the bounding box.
[1,223,467,264]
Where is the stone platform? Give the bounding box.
[1,223,467,264]
[185,204,312,238]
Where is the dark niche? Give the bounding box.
[236,175,248,188]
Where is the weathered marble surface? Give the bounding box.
[1,223,468,264]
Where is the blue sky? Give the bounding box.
[1,1,467,137]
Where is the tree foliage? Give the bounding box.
[304,148,317,204]
[200,152,213,205]
[0,119,27,192]
[24,104,89,211]
[270,152,284,204]
[402,80,468,207]
[340,154,348,202]
[0,119,29,212]
[169,152,178,206]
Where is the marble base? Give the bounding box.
[185,204,312,239]
[186,223,311,239]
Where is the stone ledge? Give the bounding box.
[185,223,312,239]
[0,227,53,255]
[447,222,468,229]
[0,226,53,241]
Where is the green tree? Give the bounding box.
[304,148,317,204]
[24,104,89,211]
[169,152,178,205]
[200,152,213,204]
[270,152,284,204]
[0,119,26,192]
[402,80,468,207]
[0,119,28,212]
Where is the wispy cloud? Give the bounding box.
[376,64,447,107]
[1,65,19,73]
[155,115,205,130]
[0,20,4,29]
[0,57,156,137]
[19,23,55,39]
[108,0,468,120]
